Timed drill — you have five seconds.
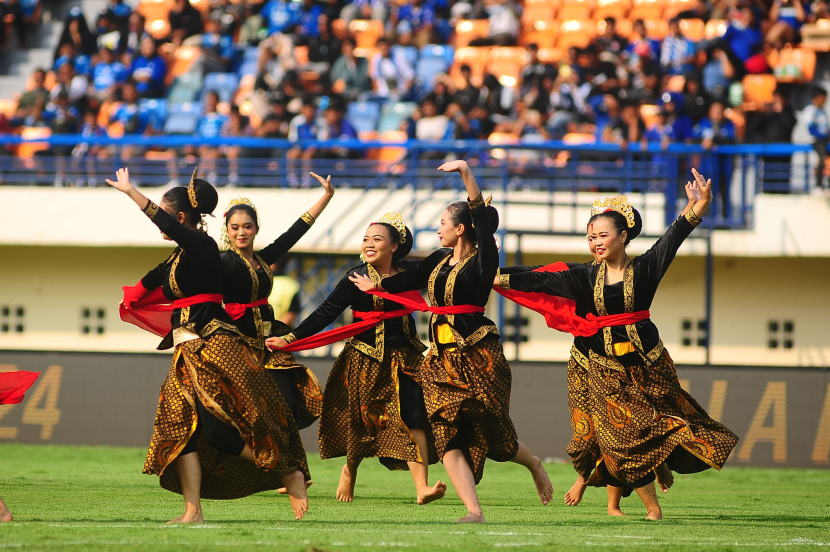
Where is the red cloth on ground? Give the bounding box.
[0,371,40,405]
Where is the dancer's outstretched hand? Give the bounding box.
[266,336,288,350]
[685,178,702,203]
[349,272,375,292]
[105,167,134,193]
[689,168,713,218]
[310,172,334,197]
[437,160,470,174]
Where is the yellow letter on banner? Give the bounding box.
[708,380,728,422]
[22,365,62,439]
[812,383,830,465]
[737,381,787,463]
[0,365,19,439]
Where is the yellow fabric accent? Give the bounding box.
[613,341,637,356]
[436,324,456,346]
[268,275,300,319]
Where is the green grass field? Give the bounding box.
[0,444,828,551]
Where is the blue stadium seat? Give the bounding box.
[163,102,203,134]
[139,98,169,129]
[203,72,240,103]
[167,71,203,103]
[419,44,455,67]
[377,102,417,132]
[416,57,449,91]
[347,101,381,133]
[392,45,418,69]
[237,46,260,76]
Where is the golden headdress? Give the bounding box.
[591,196,635,228]
[221,197,259,250]
[187,167,199,209]
[375,212,407,244]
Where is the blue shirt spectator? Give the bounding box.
[54,53,93,77]
[18,0,40,18]
[660,19,696,75]
[106,0,131,20]
[196,112,229,138]
[395,0,435,34]
[261,0,304,35]
[41,101,80,133]
[721,7,763,62]
[805,103,830,141]
[113,102,151,134]
[130,36,167,98]
[92,48,127,92]
[692,102,736,146]
[298,0,322,38]
[202,31,234,61]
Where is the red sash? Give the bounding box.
[119,280,223,337]
[278,290,486,352]
[0,371,40,405]
[494,262,650,337]
[225,297,270,320]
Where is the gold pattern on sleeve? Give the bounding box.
[143,200,159,219]
[283,332,297,344]
[301,212,315,226]
[499,273,510,290]
[468,193,485,209]
[684,207,702,227]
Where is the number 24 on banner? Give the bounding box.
[0,365,63,440]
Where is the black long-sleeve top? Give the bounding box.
[500,211,702,365]
[220,213,315,350]
[285,261,426,361]
[378,194,500,353]
[139,200,238,350]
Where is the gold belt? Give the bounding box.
[613,341,637,356]
[435,324,457,351]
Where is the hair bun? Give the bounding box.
[393,227,414,260]
[193,179,218,215]
[626,208,643,244]
[485,205,500,233]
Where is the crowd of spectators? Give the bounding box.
[0,0,828,186]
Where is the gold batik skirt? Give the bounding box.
[318,343,438,470]
[264,349,323,430]
[587,349,739,485]
[420,334,519,485]
[566,353,604,484]
[143,333,311,499]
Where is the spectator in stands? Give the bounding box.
[209,0,243,37]
[661,18,696,76]
[120,13,146,58]
[425,75,455,115]
[676,0,712,22]
[169,0,204,47]
[92,46,128,100]
[301,14,342,73]
[341,0,387,23]
[14,68,50,126]
[261,0,304,36]
[109,80,152,158]
[130,36,167,99]
[645,108,676,149]
[453,64,480,114]
[519,44,554,100]
[54,43,93,77]
[35,89,80,155]
[623,20,660,69]
[693,100,736,149]
[394,0,436,48]
[593,18,628,58]
[414,97,450,142]
[266,96,292,138]
[701,46,736,102]
[513,106,549,142]
[286,97,320,185]
[468,0,520,47]
[683,73,709,122]
[330,38,371,101]
[200,14,234,74]
[106,0,131,25]
[72,109,107,160]
[766,0,806,48]
[257,34,298,92]
[51,60,89,107]
[297,0,323,38]
[193,91,227,181]
[220,105,251,184]
[717,3,765,75]
[628,60,662,103]
[547,67,591,139]
[606,101,646,149]
[479,73,512,118]
[595,93,622,142]
[369,38,415,100]
[804,87,829,191]
[659,92,694,142]
[96,9,122,51]
[312,95,358,159]
[54,7,97,59]
[745,89,797,189]
[6,0,41,48]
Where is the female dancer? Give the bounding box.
[268,213,446,505]
[350,161,553,523]
[109,168,310,522]
[496,169,739,520]
[220,173,333,433]
[497,186,703,508]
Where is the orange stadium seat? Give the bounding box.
[597,18,632,38]
[167,46,201,83]
[666,74,686,92]
[520,20,559,48]
[558,20,596,49]
[537,47,564,63]
[643,19,668,39]
[0,99,16,118]
[488,47,528,86]
[678,18,705,41]
[331,19,349,39]
[17,127,51,158]
[742,74,777,109]
[488,132,520,160]
[522,0,558,25]
[189,0,211,15]
[349,19,384,48]
[558,0,595,21]
[454,19,490,48]
[775,46,816,83]
[451,46,491,87]
[704,19,727,39]
[800,20,830,51]
[663,0,696,19]
[137,0,172,21]
[640,104,661,128]
[593,0,631,21]
[629,0,664,20]
[97,101,123,127]
[377,130,408,169]
[147,18,171,40]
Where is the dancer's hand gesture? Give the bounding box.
[310,172,334,197]
[689,168,713,218]
[685,178,703,204]
[437,160,471,175]
[349,272,376,292]
[105,168,134,194]
[266,336,288,350]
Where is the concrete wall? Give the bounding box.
[1,351,828,468]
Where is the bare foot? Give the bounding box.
[608,506,626,517]
[277,480,313,495]
[167,510,204,524]
[0,510,13,523]
[417,480,447,505]
[646,507,663,521]
[564,475,587,506]
[336,464,357,503]
[455,511,486,523]
[654,463,674,493]
[281,470,309,520]
[530,456,553,505]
